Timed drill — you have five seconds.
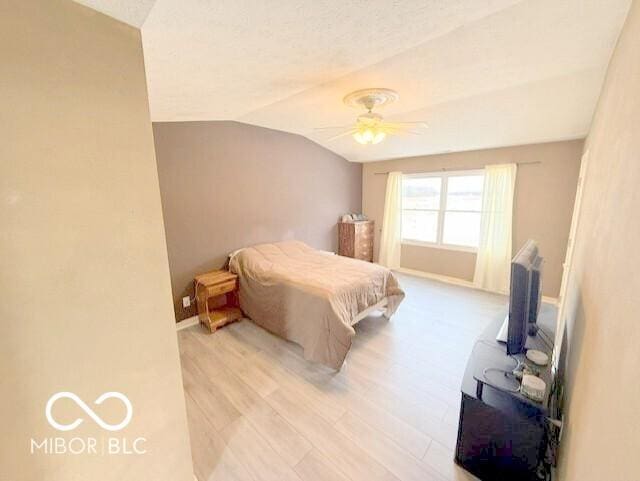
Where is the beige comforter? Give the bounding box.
[228,240,405,369]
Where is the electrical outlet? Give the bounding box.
[182,296,191,308]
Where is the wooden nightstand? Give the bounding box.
[194,270,242,333]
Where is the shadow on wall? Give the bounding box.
[557,289,586,461]
[175,258,222,320]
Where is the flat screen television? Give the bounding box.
[500,240,544,355]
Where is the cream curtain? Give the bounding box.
[473,163,517,293]
[378,171,403,269]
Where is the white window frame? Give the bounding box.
[401,169,484,253]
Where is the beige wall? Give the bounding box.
[558,2,638,480]
[0,1,193,480]
[153,121,362,321]
[362,140,583,297]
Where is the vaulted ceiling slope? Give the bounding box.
[75,0,631,162]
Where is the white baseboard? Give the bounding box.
[176,315,199,331]
[395,267,475,288]
[395,267,558,305]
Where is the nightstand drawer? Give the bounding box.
[202,279,236,298]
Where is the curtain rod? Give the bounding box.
[372,160,542,175]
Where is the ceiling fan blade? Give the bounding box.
[313,124,356,131]
[378,125,423,136]
[326,128,358,141]
[398,130,423,135]
[379,125,411,134]
[383,121,429,129]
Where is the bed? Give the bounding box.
[228,240,405,369]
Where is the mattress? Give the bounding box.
[228,240,405,369]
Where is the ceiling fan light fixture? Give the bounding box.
[353,130,369,144]
[353,127,385,145]
[373,131,386,144]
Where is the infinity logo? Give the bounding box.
[45,392,133,432]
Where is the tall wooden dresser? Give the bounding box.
[338,220,374,262]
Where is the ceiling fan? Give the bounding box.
[315,88,428,145]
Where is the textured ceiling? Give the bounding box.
[74,0,156,27]
[75,0,631,162]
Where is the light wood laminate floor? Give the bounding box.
[178,273,508,481]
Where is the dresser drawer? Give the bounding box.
[357,241,372,252]
[356,223,373,236]
[355,241,373,261]
[358,231,372,241]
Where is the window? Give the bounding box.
[401,171,484,250]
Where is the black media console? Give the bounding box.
[455,304,558,481]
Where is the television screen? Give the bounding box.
[507,240,541,355]
[528,256,544,335]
